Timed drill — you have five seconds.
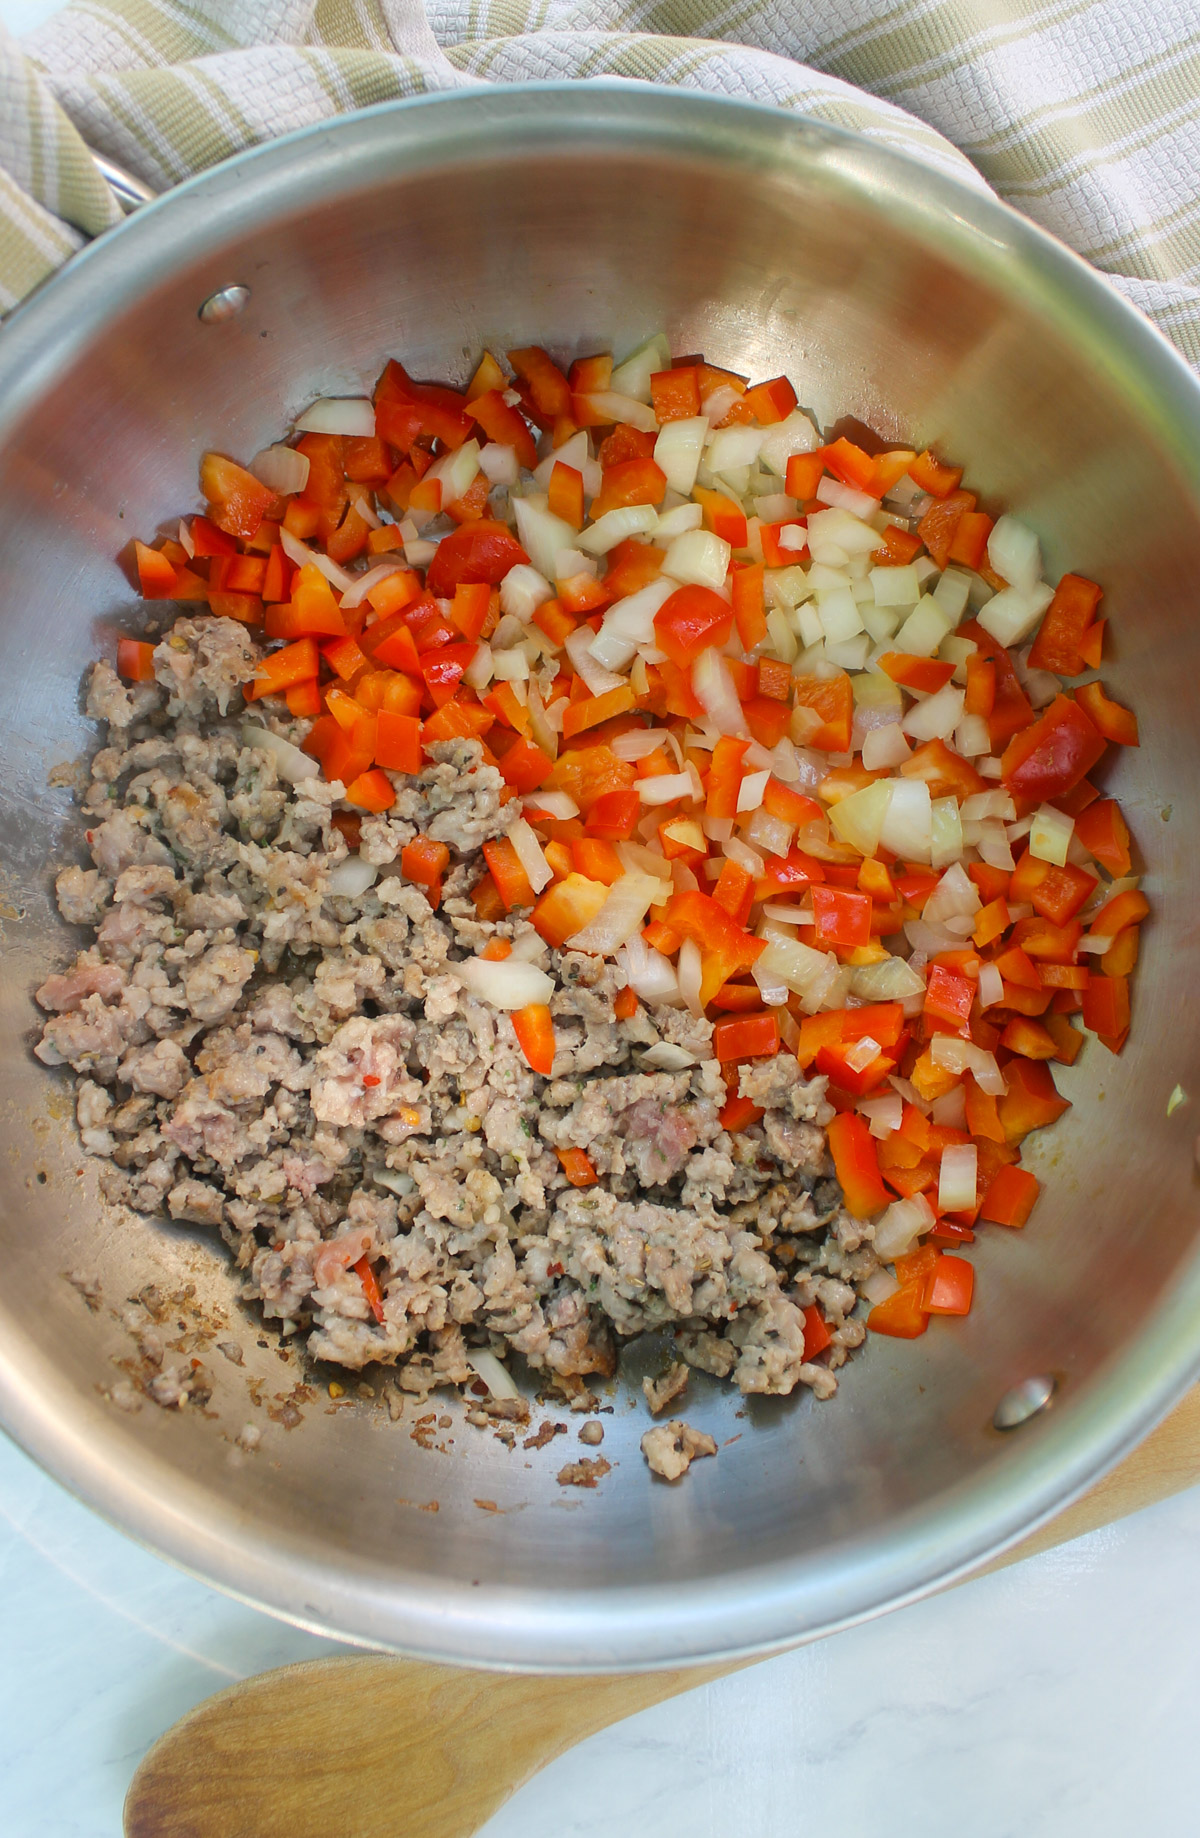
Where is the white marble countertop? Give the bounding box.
[4,1,1200,1830]
[6,1423,1200,1838]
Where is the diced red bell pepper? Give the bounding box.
[353,1255,386,1326]
[923,962,975,1028]
[827,1111,890,1219]
[468,387,539,471]
[1027,573,1103,677]
[498,736,555,794]
[719,1092,765,1133]
[652,585,734,668]
[189,513,239,558]
[820,437,878,493]
[947,511,993,571]
[959,620,1035,751]
[421,643,478,708]
[997,1057,1070,1143]
[811,885,872,949]
[815,1038,897,1097]
[730,563,768,651]
[899,738,985,801]
[802,1305,834,1360]
[650,367,701,421]
[922,1254,974,1316]
[712,1012,781,1062]
[1000,693,1106,803]
[557,1146,598,1186]
[872,523,923,566]
[1081,971,1130,1042]
[785,452,825,501]
[592,455,667,519]
[321,634,369,682]
[424,521,529,597]
[134,541,177,600]
[704,736,749,820]
[511,1002,556,1075]
[759,519,808,567]
[792,672,853,753]
[374,710,422,775]
[1074,680,1138,746]
[602,537,664,598]
[582,786,641,839]
[979,1164,1040,1228]
[546,461,585,531]
[116,637,156,682]
[693,485,748,548]
[374,359,473,453]
[743,375,798,424]
[665,889,766,1006]
[1088,888,1149,938]
[507,346,572,420]
[965,653,995,718]
[1009,848,1098,925]
[711,858,754,927]
[571,838,624,884]
[199,452,276,542]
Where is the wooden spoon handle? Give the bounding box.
[122,1653,737,1838]
[124,1387,1200,1838]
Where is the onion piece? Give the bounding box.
[611,728,671,761]
[295,397,376,436]
[577,389,658,432]
[858,1090,903,1138]
[878,777,932,861]
[987,514,1041,594]
[340,559,409,610]
[850,955,926,1001]
[241,722,320,784]
[901,683,965,743]
[478,442,519,486]
[638,770,694,806]
[693,648,750,737]
[279,527,355,593]
[564,626,624,696]
[577,504,659,556]
[609,333,672,403]
[654,417,708,496]
[977,581,1055,648]
[924,862,980,925]
[1029,802,1074,867]
[653,502,704,540]
[977,963,1005,1008]
[829,780,893,857]
[616,935,679,1003]
[616,840,673,882]
[677,936,704,1017]
[816,474,877,518]
[742,807,793,858]
[931,1085,968,1129]
[757,408,821,477]
[464,1349,520,1400]
[736,769,771,813]
[662,528,732,591]
[451,957,555,1011]
[326,853,379,898]
[567,873,662,954]
[512,494,577,579]
[874,1194,936,1260]
[862,1268,901,1306]
[177,518,196,559]
[525,789,578,820]
[861,722,911,770]
[463,642,494,692]
[252,444,310,496]
[642,1041,698,1070]
[533,429,590,489]
[938,1142,978,1214]
[507,817,553,896]
[930,1034,1008,1095]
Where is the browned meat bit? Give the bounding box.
[578,1420,605,1446]
[642,1360,690,1416]
[557,1457,612,1488]
[523,1419,567,1452]
[641,1420,718,1481]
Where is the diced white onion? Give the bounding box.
[463,642,494,691]
[757,409,821,477]
[862,1268,901,1306]
[987,514,1041,594]
[954,714,991,758]
[490,646,530,683]
[977,582,1055,648]
[1029,802,1074,867]
[859,1090,903,1138]
[653,502,704,539]
[929,795,964,872]
[701,384,741,426]
[878,777,932,861]
[616,933,680,1003]
[815,475,877,518]
[977,963,1005,1008]
[662,528,732,590]
[464,1349,520,1400]
[693,648,750,737]
[976,819,1016,870]
[931,1084,968,1129]
[870,564,921,608]
[923,862,980,924]
[654,417,708,496]
[736,769,771,813]
[861,723,911,770]
[177,518,196,559]
[564,626,624,696]
[930,1034,1008,1096]
[642,1041,698,1070]
[295,397,376,437]
[325,853,379,898]
[742,807,793,857]
[850,956,927,1002]
[577,504,660,556]
[611,729,669,762]
[829,780,893,857]
[902,684,966,744]
[279,527,355,593]
[706,424,766,474]
[525,789,578,819]
[567,872,661,954]
[513,495,578,579]
[251,444,310,496]
[638,771,694,806]
[452,956,555,1010]
[609,333,672,403]
[777,523,809,554]
[478,442,519,486]
[874,1194,936,1260]
[893,596,954,657]
[579,389,658,433]
[500,563,553,622]
[755,935,832,1004]
[938,1143,978,1214]
[533,429,590,489]
[241,722,320,784]
[933,569,973,624]
[678,935,704,1017]
[506,817,553,896]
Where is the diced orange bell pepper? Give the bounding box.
[1043,1012,1085,1063]
[468,388,539,471]
[400,836,450,888]
[868,1282,929,1339]
[321,634,369,682]
[532,873,609,946]
[784,451,825,501]
[511,1002,556,1075]
[653,584,734,668]
[907,450,963,498]
[872,523,923,567]
[116,637,156,682]
[374,710,423,775]
[924,962,975,1027]
[199,452,276,542]
[425,521,529,598]
[997,1057,1070,1143]
[899,737,985,801]
[650,367,702,421]
[266,564,346,641]
[1009,849,1098,925]
[947,511,993,571]
[728,562,767,651]
[1074,679,1138,747]
[498,736,555,794]
[917,488,975,568]
[353,1255,386,1325]
[547,461,585,530]
[557,1146,599,1186]
[482,836,536,911]
[602,537,664,598]
[979,1164,1040,1228]
[507,346,572,420]
[959,620,1035,752]
[285,679,322,719]
[583,787,641,839]
[1081,972,1130,1044]
[719,1092,765,1133]
[792,673,853,752]
[922,1254,974,1316]
[471,872,505,922]
[1000,1017,1059,1059]
[245,636,321,701]
[1073,798,1131,876]
[693,485,748,548]
[827,1111,890,1219]
[819,437,877,493]
[571,838,624,885]
[134,541,178,600]
[811,885,872,949]
[562,684,637,741]
[1027,573,1103,678]
[592,455,667,520]
[665,889,766,1006]
[343,769,395,813]
[879,653,956,694]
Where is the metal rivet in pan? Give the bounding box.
[198,285,250,324]
[993,1374,1055,1430]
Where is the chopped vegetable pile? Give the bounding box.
[118,334,1143,1348]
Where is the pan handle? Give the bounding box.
[89,150,158,215]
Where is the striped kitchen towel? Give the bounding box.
[0,0,1196,365]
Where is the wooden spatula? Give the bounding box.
[124,1388,1200,1838]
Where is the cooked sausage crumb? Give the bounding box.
[641,1419,718,1481]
